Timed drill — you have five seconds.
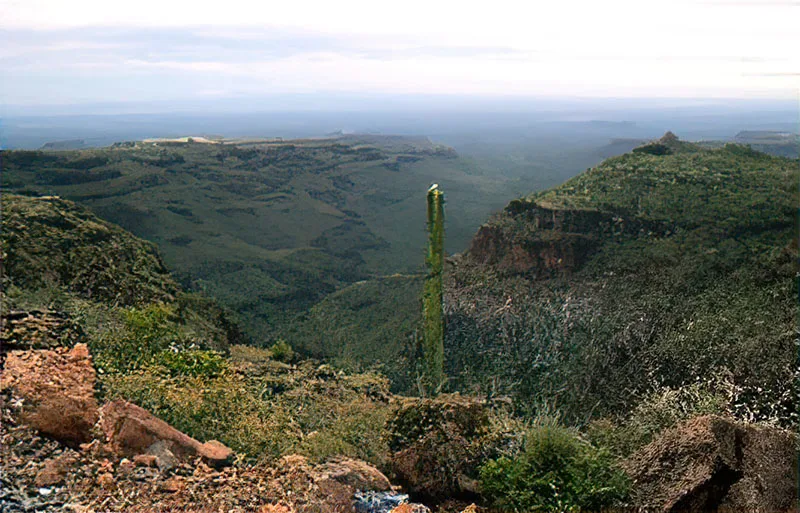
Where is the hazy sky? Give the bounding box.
[1,0,798,106]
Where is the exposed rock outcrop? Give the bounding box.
[316,457,392,492]
[279,454,404,513]
[469,224,596,275]
[0,343,99,446]
[99,399,233,468]
[468,203,669,276]
[34,453,78,487]
[1,409,407,513]
[623,415,798,513]
[385,395,489,501]
[1,342,236,468]
[0,309,84,352]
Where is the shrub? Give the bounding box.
[230,344,273,365]
[480,417,629,512]
[632,143,671,156]
[151,349,228,378]
[92,303,183,373]
[587,374,739,457]
[384,395,491,499]
[269,339,295,362]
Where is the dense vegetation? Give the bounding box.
[281,137,798,426]
[1,133,648,376]
[480,416,630,512]
[0,137,514,343]
[280,274,424,391]
[3,134,795,511]
[445,136,798,434]
[1,194,178,306]
[272,138,800,429]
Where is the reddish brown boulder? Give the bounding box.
[624,415,798,513]
[162,476,187,493]
[133,454,159,468]
[97,472,115,489]
[315,457,392,491]
[99,399,233,467]
[260,505,295,513]
[0,344,98,446]
[273,455,402,513]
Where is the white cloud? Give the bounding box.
[0,0,797,102]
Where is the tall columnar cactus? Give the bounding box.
[421,184,445,395]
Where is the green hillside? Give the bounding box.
[272,136,798,412]
[445,135,798,426]
[0,194,239,356]
[1,136,515,341]
[281,274,425,391]
[1,194,178,306]
[4,134,796,427]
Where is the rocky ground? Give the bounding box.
[1,330,796,513]
[0,342,476,513]
[1,393,444,513]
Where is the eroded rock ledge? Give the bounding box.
[468,201,671,275]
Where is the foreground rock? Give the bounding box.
[388,504,431,513]
[0,343,98,446]
[1,409,414,513]
[385,395,490,500]
[317,457,392,492]
[99,399,233,468]
[624,415,798,513]
[273,455,410,513]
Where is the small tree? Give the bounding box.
[421,184,445,395]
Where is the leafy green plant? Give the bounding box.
[480,416,630,512]
[92,303,183,373]
[151,349,228,378]
[269,339,295,362]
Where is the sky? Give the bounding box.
[1,0,798,107]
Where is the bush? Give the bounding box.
[151,349,228,378]
[384,395,492,499]
[230,344,273,365]
[92,303,183,373]
[269,339,295,362]
[480,417,629,512]
[587,375,739,458]
[632,142,671,156]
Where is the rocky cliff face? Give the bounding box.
[467,200,669,276]
[468,225,594,275]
